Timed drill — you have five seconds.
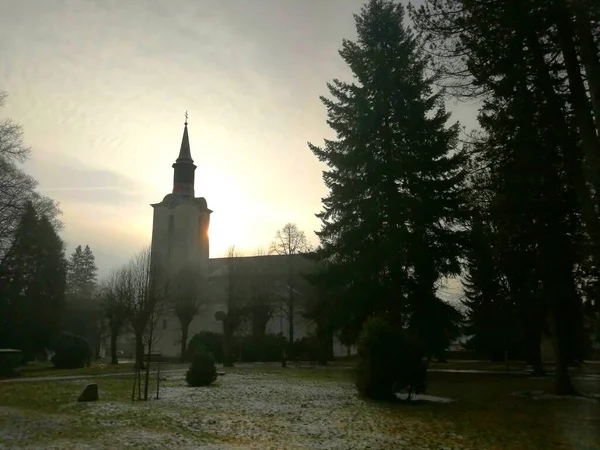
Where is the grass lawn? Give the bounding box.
[0,366,599,449]
[9,361,188,380]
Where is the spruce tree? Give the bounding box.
[0,202,39,352]
[0,202,66,358]
[308,0,467,347]
[65,244,100,357]
[413,0,586,394]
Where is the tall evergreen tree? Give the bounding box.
[412,0,589,394]
[66,245,97,297]
[0,202,66,359]
[308,0,467,351]
[64,244,100,357]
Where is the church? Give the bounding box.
[146,119,349,360]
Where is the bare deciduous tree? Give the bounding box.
[172,263,207,361]
[218,245,249,367]
[98,271,128,365]
[115,247,168,370]
[269,223,312,356]
[0,91,61,258]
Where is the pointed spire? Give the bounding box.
[177,111,192,162]
[172,112,197,197]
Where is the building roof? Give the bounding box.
[176,121,193,163]
[208,253,316,278]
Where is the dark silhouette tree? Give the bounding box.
[64,245,100,358]
[308,0,468,350]
[269,223,311,357]
[172,263,206,362]
[0,91,61,259]
[412,0,592,394]
[0,202,67,360]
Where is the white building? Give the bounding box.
[137,119,349,361]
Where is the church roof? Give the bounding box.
[176,121,193,163]
[207,253,316,278]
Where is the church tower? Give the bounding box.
[150,117,211,280]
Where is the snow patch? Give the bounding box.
[395,393,456,403]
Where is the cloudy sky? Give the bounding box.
[0,0,477,300]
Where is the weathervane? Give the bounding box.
[184,110,188,125]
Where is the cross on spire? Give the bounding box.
[184,110,188,125]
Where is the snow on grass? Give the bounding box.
[511,390,600,402]
[0,370,449,449]
[395,393,456,403]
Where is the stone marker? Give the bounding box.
[77,383,99,402]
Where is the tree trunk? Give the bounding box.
[529,332,545,376]
[288,295,295,360]
[316,323,330,366]
[134,332,145,370]
[93,323,102,360]
[179,319,191,363]
[222,319,234,368]
[553,307,579,395]
[571,0,600,134]
[554,0,600,198]
[109,325,119,365]
[524,16,585,395]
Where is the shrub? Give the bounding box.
[187,331,223,363]
[239,334,287,362]
[186,349,217,387]
[50,332,92,369]
[0,350,23,378]
[356,316,427,401]
[292,336,319,361]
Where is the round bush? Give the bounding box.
[186,350,217,387]
[187,331,223,363]
[356,316,427,401]
[50,332,92,369]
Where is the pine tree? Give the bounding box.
[0,202,66,359]
[412,0,587,394]
[67,245,97,297]
[0,202,39,352]
[308,0,468,347]
[64,244,100,357]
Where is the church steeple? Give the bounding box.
[172,113,196,197]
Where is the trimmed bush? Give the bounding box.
[356,316,427,401]
[187,331,223,363]
[186,349,217,387]
[239,334,287,362]
[50,332,92,369]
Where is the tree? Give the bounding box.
[218,245,248,367]
[172,263,206,362]
[98,273,128,365]
[412,0,590,394]
[115,247,168,370]
[64,245,101,358]
[269,223,312,358]
[308,0,467,351]
[0,202,67,359]
[0,91,61,259]
[302,282,336,365]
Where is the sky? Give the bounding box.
[0,0,477,300]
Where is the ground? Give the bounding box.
[1,363,599,449]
